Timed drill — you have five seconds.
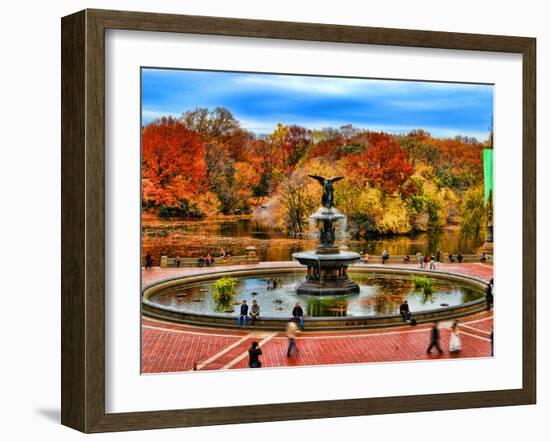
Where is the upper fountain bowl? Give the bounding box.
[309,207,346,221]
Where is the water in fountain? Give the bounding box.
[308,215,318,240]
[337,211,348,243]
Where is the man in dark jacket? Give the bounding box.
[237,300,248,328]
[399,300,411,322]
[427,322,443,354]
[292,302,305,330]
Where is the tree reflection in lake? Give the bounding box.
[142,216,478,264]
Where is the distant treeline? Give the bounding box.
[142,107,490,243]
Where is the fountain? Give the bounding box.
[292,175,361,295]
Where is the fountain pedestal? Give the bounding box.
[293,206,360,296]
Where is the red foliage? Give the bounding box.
[350,132,416,196]
[142,117,206,207]
[432,138,483,175]
[309,137,343,161]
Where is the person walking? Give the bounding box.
[250,299,260,325]
[436,249,441,263]
[430,254,436,270]
[449,320,461,354]
[427,322,444,355]
[457,253,463,263]
[286,321,300,357]
[248,341,262,368]
[237,300,248,328]
[382,249,390,264]
[292,302,305,330]
[175,256,181,267]
[419,254,424,269]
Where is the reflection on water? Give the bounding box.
[148,273,483,318]
[142,217,478,263]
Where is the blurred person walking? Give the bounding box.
[427,322,444,355]
[286,321,300,357]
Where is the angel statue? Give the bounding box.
[308,175,344,209]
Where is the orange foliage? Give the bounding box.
[349,132,416,196]
[142,117,206,207]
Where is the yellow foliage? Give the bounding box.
[195,191,221,217]
[376,195,411,234]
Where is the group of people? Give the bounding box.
[247,319,302,368]
[219,249,233,262]
[425,321,462,355]
[236,299,262,327]
[238,301,304,330]
[240,302,305,368]
[448,253,464,263]
[246,277,495,367]
[400,277,494,355]
[358,249,390,264]
[419,251,440,269]
[197,249,234,267]
[197,253,214,267]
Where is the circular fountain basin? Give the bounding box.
[142,266,488,330]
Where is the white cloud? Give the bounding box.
[237,115,488,141]
[233,75,410,96]
[232,74,491,98]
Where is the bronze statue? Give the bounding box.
[319,218,336,247]
[308,175,344,209]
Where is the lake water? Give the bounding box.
[142,216,478,264]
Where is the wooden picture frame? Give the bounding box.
[61,8,536,433]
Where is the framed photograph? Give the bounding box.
[61,9,536,433]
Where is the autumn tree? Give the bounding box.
[460,186,487,245]
[277,171,318,236]
[181,107,260,214]
[141,117,206,215]
[286,125,311,167]
[349,132,416,196]
[398,129,429,166]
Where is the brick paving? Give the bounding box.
[141,262,493,374]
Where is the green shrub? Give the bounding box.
[411,275,434,302]
[212,277,237,308]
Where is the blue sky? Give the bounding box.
[142,68,493,141]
